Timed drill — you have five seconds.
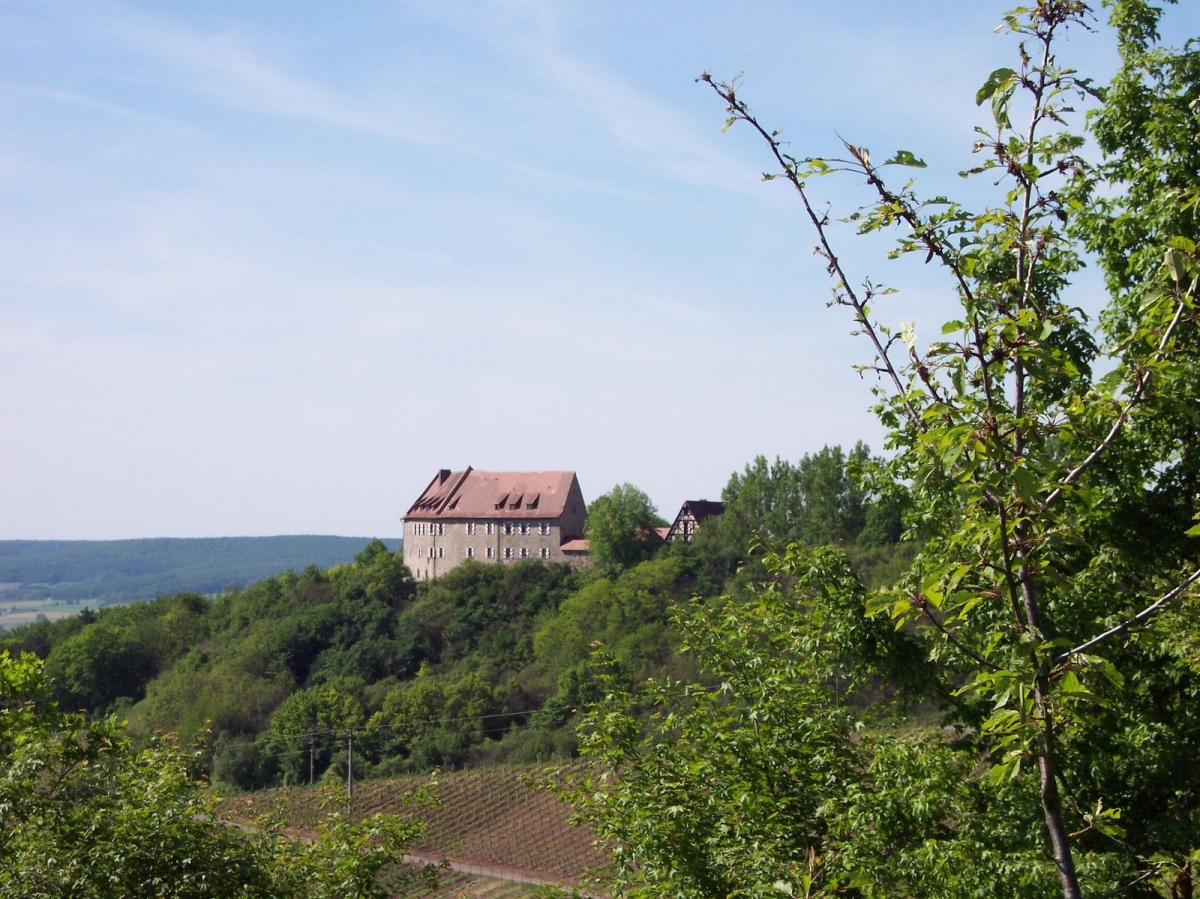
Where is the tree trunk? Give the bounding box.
[1035,675,1082,899]
[1017,539,1082,899]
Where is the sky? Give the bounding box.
[1,1,1196,540]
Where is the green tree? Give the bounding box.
[364,670,521,774]
[44,621,159,712]
[720,444,881,555]
[569,4,1200,899]
[564,547,1012,897]
[721,454,803,546]
[259,676,367,785]
[0,651,438,899]
[585,483,666,572]
[533,555,687,681]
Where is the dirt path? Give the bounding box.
[405,852,574,889]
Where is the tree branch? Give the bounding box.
[1044,294,1188,508]
[917,601,1003,672]
[698,74,925,432]
[1053,565,1200,665]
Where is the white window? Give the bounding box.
[466,522,476,535]
[504,547,514,560]
[418,547,424,558]
[437,547,444,559]
[540,547,550,559]
[466,546,475,558]
[437,523,445,536]
[486,522,495,535]
[504,522,514,535]
[520,523,530,536]
[520,547,529,558]
[539,522,550,535]
[486,547,495,559]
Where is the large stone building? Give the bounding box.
[402,467,588,580]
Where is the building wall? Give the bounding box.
[402,474,589,581]
[402,515,585,581]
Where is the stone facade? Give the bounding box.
[403,468,587,581]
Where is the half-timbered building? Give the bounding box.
[665,499,725,543]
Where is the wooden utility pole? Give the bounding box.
[346,730,354,800]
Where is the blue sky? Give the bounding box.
[1,1,1195,539]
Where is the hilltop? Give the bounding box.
[0,536,401,630]
[0,446,905,784]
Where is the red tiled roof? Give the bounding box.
[405,467,581,520]
[560,538,590,552]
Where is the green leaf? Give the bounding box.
[976,67,1016,106]
[1165,247,1190,285]
[884,150,928,168]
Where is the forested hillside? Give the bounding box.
[0,446,905,792]
[557,4,1200,898]
[0,535,401,608]
[5,4,1196,897]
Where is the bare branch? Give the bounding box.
[985,488,1028,629]
[697,74,925,431]
[918,601,1004,672]
[1053,565,1200,665]
[1044,294,1189,507]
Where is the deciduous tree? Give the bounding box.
[585,484,666,572]
[0,650,438,899]
[567,3,1200,898]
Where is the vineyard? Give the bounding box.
[217,764,609,890]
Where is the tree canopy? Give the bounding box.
[585,483,667,572]
[0,650,439,899]
[565,3,1200,898]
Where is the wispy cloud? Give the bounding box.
[66,0,464,148]
[402,0,758,191]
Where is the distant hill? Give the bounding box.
[0,536,402,606]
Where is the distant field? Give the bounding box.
[0,536,401,630]
[0,597,80,630]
